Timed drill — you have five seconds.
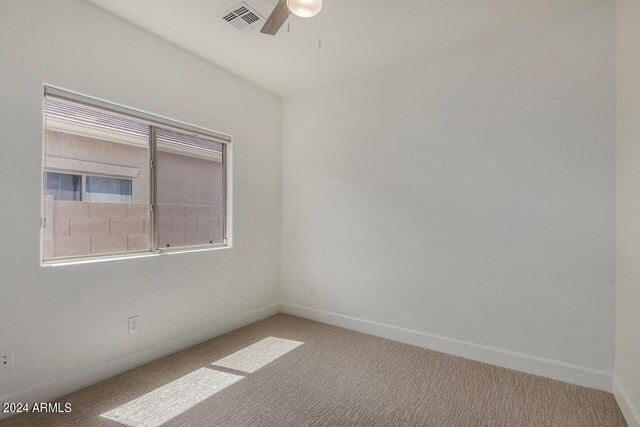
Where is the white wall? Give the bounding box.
[615,0,640,424]
[0,0,281,408]
[281,1,615,390]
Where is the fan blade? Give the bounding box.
[261,0,289,35]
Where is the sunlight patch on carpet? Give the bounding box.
[211,336,303,373]
[100,368,243,427]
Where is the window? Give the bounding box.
[155,128,224,248]
[45,172,133,203]
[42,87,231,262]
[85,175,133,203]
[45,172,82,201]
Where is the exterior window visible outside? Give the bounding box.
[45,172,82,201]
[42,87,229,262]
[45,172,133,203]
[86,175,133,203]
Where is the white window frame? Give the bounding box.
[41,85,233,266]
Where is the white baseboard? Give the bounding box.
[0,303,280,421]
[280,302,612,392]
[614,376,640,427]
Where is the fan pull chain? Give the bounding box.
[318,12,322,48]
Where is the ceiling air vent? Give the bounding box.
[221,2,265,31]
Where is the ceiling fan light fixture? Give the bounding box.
[287,0,322,18]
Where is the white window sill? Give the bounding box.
[41,244,231,267]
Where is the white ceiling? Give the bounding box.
[87,0,602,97]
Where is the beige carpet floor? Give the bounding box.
[1,314,627,427]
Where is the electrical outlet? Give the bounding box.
[0,349,14,371]
[128,316,140,334]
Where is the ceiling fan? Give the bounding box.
[260,0,323,35]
